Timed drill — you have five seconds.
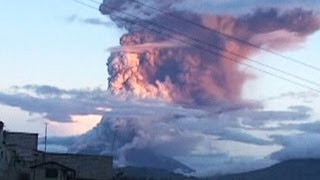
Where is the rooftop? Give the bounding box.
[42,151,113,159]
[5,131,38,136]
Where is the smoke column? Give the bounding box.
[71,0,320,174]
[101,0,320,107]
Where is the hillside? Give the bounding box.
[112,159,320,179]
[115,166,197,180]
[211,159,320,180]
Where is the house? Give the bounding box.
[30,161,76,180]
[0,121,113,180]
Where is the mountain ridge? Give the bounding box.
[209,159,320,180]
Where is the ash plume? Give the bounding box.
[101,0,320,107]
[71,0,320,174]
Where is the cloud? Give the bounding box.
[271,133,320,161]
[68,100,313,174]
[66,14,113,27]
[2,85,320,174]
[82,18,114,27]
[264,91,319,103]
[66,14,78,23]
[177,154,277,176]
[0,85,113,122]
[266,112,320,161]
[297,121,320,133]
[0,85,205,122]
[108,40,186,53]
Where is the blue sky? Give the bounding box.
[0,0,123,135]
[244,31,320,100]
[0,0,123,90]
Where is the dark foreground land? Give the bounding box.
[115,159,320,180]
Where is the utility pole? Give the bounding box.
[111,125,119,157]
[43,122,48,163]
[112,125,119,178]
[44,122,48,153]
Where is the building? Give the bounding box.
[30,161,76,180]
[44,153,113,180]
[0,121,113,180]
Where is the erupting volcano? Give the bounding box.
[70,0,320,174]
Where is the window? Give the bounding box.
[18,173,30,180]
[45,168,58,178]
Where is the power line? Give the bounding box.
[72,0,320,93]
[129,0,320,72]
[73,0,97,9]
[87,0,320,88]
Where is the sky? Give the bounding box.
[1,0,320,175]
[0,0,123,90]
[0,0,123,136]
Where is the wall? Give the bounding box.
[45,153,113,180]
[0,130,10,178]
[5,132,38,150]
[0,131,39,180]
[33,168,67,180]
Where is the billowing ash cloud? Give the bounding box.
[62,0,320,174]
[101,0,320,107]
